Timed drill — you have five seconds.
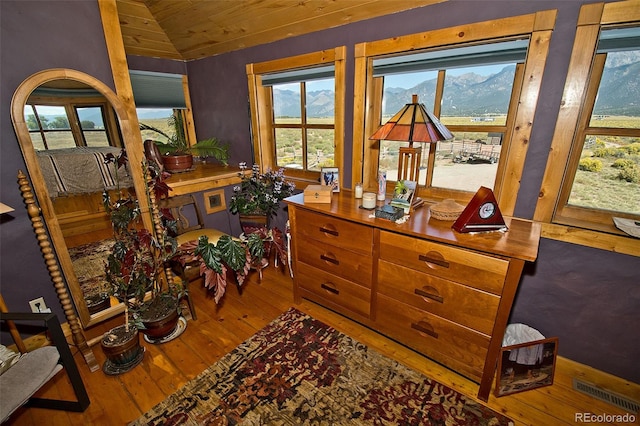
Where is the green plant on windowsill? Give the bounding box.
[139,112,230,165]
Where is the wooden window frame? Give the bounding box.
[535,0,640,257]
[353,11,556,216]
[26,96,119,149]
[246,47,346,188]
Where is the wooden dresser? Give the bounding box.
[285,191,541,401]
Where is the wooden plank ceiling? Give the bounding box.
[116,0,446,61]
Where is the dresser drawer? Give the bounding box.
[377,260,500,335]
[295,208,373,255]
[297,237,372,287]
[379,231,509,295]
[297,263,371,319]
[375,294,488,381]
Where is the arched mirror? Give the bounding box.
[11,69,152,329]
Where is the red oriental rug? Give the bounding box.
[131,307,512,425]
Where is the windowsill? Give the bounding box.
[164,162,244,196]
[541,222,639,257]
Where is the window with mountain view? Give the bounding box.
[550,32,640,231]
[356,12,555,215]
[379,62,517,192]
[247,47,346,185]
[566,50,640,215]
[370,38,528,198]
[272,78,335,171]
[536,7,640,243]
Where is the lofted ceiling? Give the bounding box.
[115,0,446,61]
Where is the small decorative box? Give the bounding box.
[374,204,404,221]
[303,184,333,203]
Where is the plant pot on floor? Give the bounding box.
[139,296,185,343]
[101,324,144,375]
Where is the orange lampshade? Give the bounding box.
[369,94,453,144]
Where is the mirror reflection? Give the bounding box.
[12,70,150,330]
[27,80,135,317]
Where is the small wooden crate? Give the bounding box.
[303,185,332,203]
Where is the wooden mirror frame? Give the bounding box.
[11,68,152,329]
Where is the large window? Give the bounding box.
[247,47,346,186]
[536,1,640,246]
[272,78,335,171]
[354,11,555,215]
[377,54,523,192]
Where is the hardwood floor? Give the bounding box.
[6,265,639,425]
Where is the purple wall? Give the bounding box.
[0,0,638,384]
[185,0,640,383]
[1,1,114,324]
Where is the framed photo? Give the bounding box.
[390,180,417,213]
[203,189,226,214]
[495,337,558,397]
[321,167,340,192]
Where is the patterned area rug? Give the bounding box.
[68,239,114,298]
[131,307,512,425]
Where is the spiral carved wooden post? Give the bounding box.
[146,172,176,290]
[17,170,99,372]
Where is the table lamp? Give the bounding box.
[369,94,453,183]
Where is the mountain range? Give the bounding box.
[274,55,640,118]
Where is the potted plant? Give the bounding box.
[139,112,230,172]
[228,163,295,274]
[100,152,252,373]
[174,234,252,303]
[99,151,191,375]
[102,156,184,339]
[228,163,296,232]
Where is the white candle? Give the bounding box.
[355,183,363,198]
[362,192,376,209]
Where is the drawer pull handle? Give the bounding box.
[320,283,339,295]
[414,288,443,303]
[411,321,438,339]
[320,254,339,265]
[419,252,450,269]
[319,226,339,236]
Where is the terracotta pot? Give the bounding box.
[101,325,142,367]
[162,153,193,172]
[139,297,180,340]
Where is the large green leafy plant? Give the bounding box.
[175,235,251,303]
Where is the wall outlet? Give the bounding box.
[29,297,51,313]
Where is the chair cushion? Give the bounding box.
[0,346,61,422]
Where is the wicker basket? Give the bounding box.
[430,199,465,221]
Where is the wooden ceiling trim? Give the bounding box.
[180,0,446,59]
[118,0,182,58]
[116,0,447,60]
